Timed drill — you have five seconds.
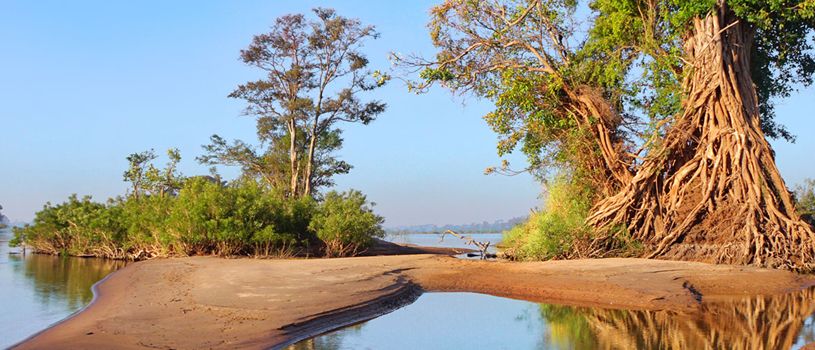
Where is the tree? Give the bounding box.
[124,150,158,199]
[410,0,815,271]
[584,0,815,271]
[199,129,351,194]
[124,148,184,198]
[224,8,387,197]
[308,190,385,257]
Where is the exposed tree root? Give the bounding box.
[586,2,815,272]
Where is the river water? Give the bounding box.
[2,230,814,349]
[384,232,503,254]
[0,227,126,348]
[288,290,815,350]
[288,233,815,350]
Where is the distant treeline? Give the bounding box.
[386,216,527,234]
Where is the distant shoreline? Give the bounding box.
[14,246,815,350]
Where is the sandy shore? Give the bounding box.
[14,248,815,349]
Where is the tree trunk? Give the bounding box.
[566,86,633,196]
[587,2,815,271]
[303,124,318,198]
[288,121,300,197]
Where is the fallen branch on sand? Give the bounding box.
[441,230,495,259]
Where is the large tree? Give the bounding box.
[221,8,387,197]
[410,0,815,271]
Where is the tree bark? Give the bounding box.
[586,1,815,271]
[566,86,633,196]
[303,123,318,197]
[288,120,300,197]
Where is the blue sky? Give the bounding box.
[0,1,812,226]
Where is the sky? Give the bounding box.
[0,1,813,226]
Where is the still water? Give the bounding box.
[385,232,503,254]
[0,227,126,348]
[288,290,815,350]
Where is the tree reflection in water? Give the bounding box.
[9,253,127,311]
[538,287,815,350]
[287,288,815,350]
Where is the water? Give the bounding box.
[0,227,126,348]
[289,290,815,350]
[385,232,503,254]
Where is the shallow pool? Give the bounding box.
[287,289,815,350]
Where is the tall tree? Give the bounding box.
[198,128,351,194]
[412,0,815,271]
[226,8,387,197]
[585,0,815,271]
[124,150,158,199]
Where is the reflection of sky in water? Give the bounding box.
[0,228,125,348]
[385,233,502,253]
[291,290,815,350]
[289,293,548,350]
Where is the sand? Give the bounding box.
[14,248,815,349]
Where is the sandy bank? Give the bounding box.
[15,253,815,349]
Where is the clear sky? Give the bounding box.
[0,1,812,226]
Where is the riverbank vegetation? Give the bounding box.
[10,157,384,260]
[11,8,387,260]
[404,0,815,271]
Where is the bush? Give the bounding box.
[308,190,384,257]
[794,179,815,226]
[12,180,389,260]
[503,176,593,260]
[11,179,321,259]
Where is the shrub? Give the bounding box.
[503,176,593,260]
[308,190,385,257]
[12,179,321,259]
[794,179,815,226]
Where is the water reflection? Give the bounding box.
[289,289,815,350]
[0,228,126,347]
[537,287,815,350]
[9,252,127,310]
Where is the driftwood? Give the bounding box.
[441,230,494,259]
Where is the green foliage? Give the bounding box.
[225,8,387,197]
[538,304,598,348]
[10,179,317,259]
[589,0,815,141]
[795,178,815,226]
[503,173,643,260]
[308,190,385,257]
[503,176,594,260]
[13,170,385,260]
[124,148,184,198]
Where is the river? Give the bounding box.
[287,233,815,350]
[0,227,126,348]
[288,289,815,350]
[3,230,814,349]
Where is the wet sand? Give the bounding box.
[15,250,815,350]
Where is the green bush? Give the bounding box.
[503,176,593,260]
[795,178,815,226]
[308,190,384,257]
[11,179,322,259]
[11,179,389,260]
